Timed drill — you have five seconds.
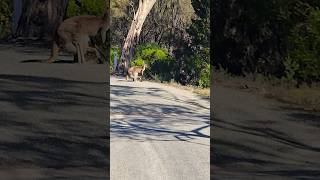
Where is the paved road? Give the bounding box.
[212,86,320,180]
[110,76,210,180]
[3,44,318,180]
[0,45,109,179]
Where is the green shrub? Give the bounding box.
[149,56,175,82]
[66,0,105,17]
[131,43,174,81]
[283,56,299,85]
[130,57,144,66]
[286,8,320,84]
[110,46,120,71]
[133,43,169,64]
[0,0,12,39]
[197,63,210,88]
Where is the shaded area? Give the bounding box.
[111,84,210,144]
[0,74,109,179]
[20,59,75,64]
[110,77,210,179]
[211,86,320,180]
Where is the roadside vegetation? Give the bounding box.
[111,0,210,89]
[213,1,320,111]
[213,69,320,111]
[2,1,319,109]
[66,0,105,17]
[0,0,12,39]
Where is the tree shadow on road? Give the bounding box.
[110,84,210,145]
[0,74,109,179]
[211,109,320,180]
[20,59,75,64]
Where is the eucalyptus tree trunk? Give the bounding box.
[104,0,111,65]
[12,0,23,33]
[120,0,157,74]
[15,0,68,40]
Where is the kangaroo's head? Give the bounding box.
[142,63,149,71]
[142,61,149,69]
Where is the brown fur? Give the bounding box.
[46,15,109,63]
[126,64,147,81]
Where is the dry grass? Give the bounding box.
[213,70,320,112]
[150,79,210,98]
[168,82,210,97]
[266,86,320,111]
[147,70,320,111]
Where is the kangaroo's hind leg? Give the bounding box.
[44,40,59,63]
[75,42,83,63]
[74,39,86,64]
[77,35,91,64]
[133,72,139,82]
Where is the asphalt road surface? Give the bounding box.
[0,44,109,179]
[212,86,320,180]
[110,76,210,180]
[2,44,319,180]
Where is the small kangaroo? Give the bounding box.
[126,64,147,82]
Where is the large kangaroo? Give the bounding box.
[45,12,109,63]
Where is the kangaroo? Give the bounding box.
[45,11,109,63]
[126,64,147,82]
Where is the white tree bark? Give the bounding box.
[120,0,156,74]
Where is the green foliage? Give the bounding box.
[283,56,299,85]
[66,0,105,17]
[130,57,144,66]
[111,0,195,49]
[111,0,129,18]
[286,8,320,84]
[188,0,210,49]
[198,63,210,88]
[131,43,174,82]
[170,0,210,87]
[179,52,210,88]
[111,0,210,88]
[214,0,285,75]
[213,0,320,85]
[110,46,120,71]
[134,43,169,65]
[149,56,175,82]
[0,0,12,39]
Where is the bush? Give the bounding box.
[130,57,144,66]
[173,47,210,88]
[149,56,175,82]
[110,46,120,71]
[0,0,12,39]
[197,63,211,88]
[286,8,320,85]
[282,56,299,86]
[131,43,174,81]
[133,43,169,64]
[66,0,105,17]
